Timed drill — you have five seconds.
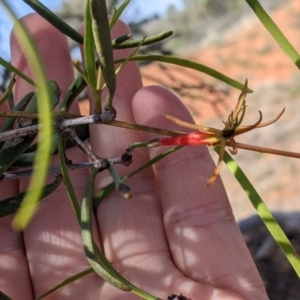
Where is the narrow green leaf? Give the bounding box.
[216,146,300,278]
[0,92,34,133]
[0,82,59,177]
[0,73,16,106]
[0,175,62,218]
[73,60,93,89]
[0,57,36,87]
[116,55,252,92]
[81,168,161,299]
[112,33,132,47]
[84,0,97,89]
[2,2,54,230]
[101,36,146,92]
[245,0,300,69]
[23,0,83,44]
[0,136,37,177]
[36,268,93,299]
[58,134,81,222]
[81,168,131,291]
[113,31,173,49]
[89,0,116,110]
[60,74,87,112]
[114,37,146,77]
[109,0,130,29]
[11,153,37,167]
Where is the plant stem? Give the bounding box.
[232,142,300,159]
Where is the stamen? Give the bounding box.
[234,111,263,136]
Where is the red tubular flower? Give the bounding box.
[152,80,285,186]
[158,132,219,146]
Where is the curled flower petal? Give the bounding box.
[256,107,285,128]
[232,79,248,120]
[234,111,263,136]
[206,139,226,186]
[163,113,221,135]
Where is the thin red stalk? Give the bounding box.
[232,142,300,159]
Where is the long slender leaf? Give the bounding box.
[58,134,81,222]
[109,0,130,29]
[90,0,116,111]
[36,268,94,299]
[0,57,36,86]
[0,82,59,177]
[82,168,160,299]
[2,2,54,231]
[0,74,16,106]
[113,31,173,49]
[23,0,83,44]
[215,146,300,278]
[84,1,97,89]
[0,175,62,218]
[0,92,34,133]
[245,0,300,69]
[116,55,253,92]
[81,168,131,291]
[60,75,87,112]
[0,136,37,177]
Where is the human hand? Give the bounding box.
[0,13,268,300]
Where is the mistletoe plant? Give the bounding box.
[1,0,300,299]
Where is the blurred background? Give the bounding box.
[1,0,300,222]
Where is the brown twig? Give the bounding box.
[2,157,128,181]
